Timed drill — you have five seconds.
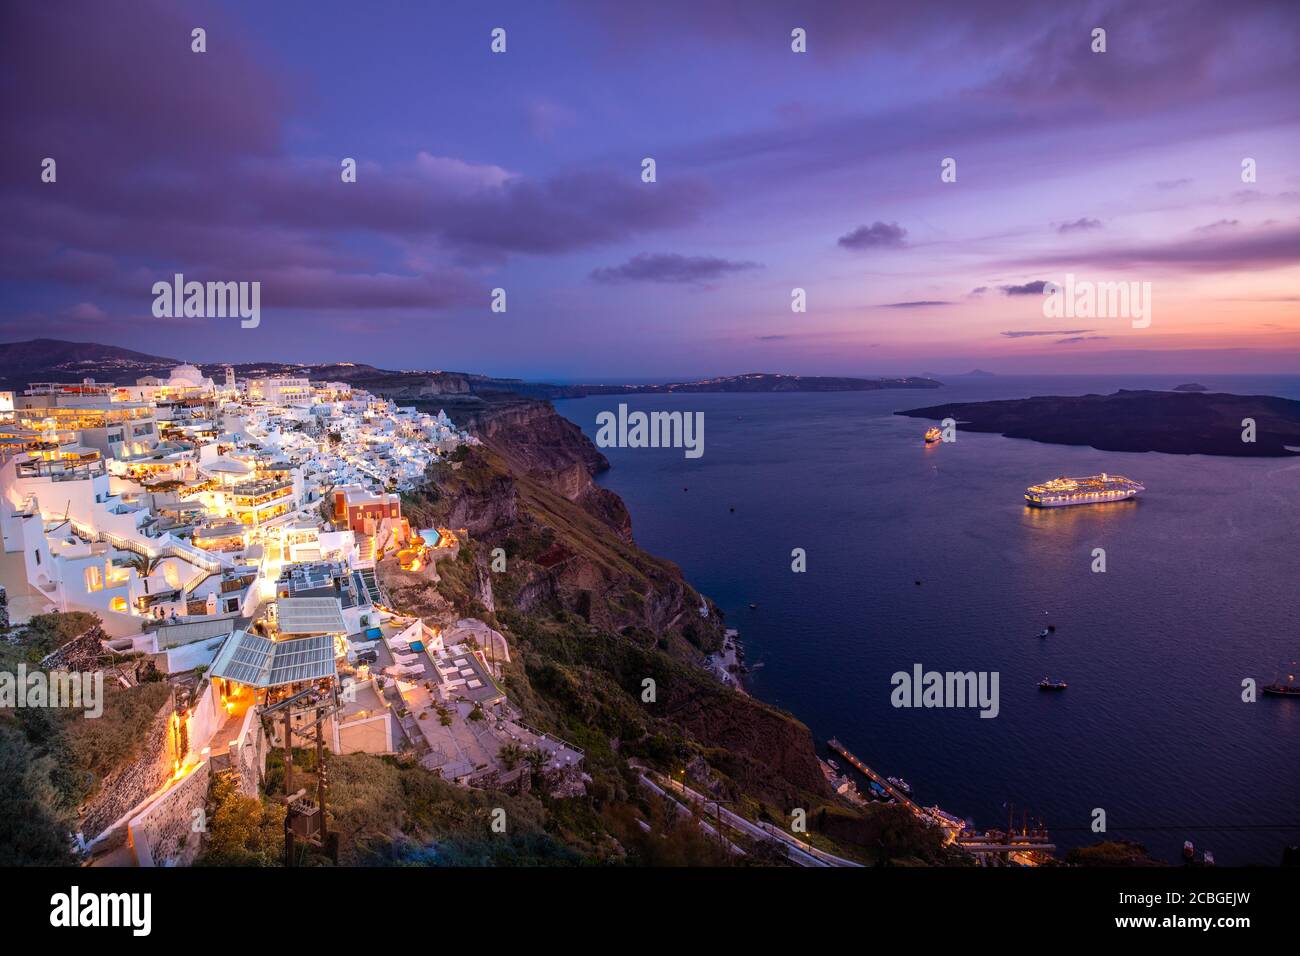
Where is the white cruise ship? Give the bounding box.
[1025,473,1144,507]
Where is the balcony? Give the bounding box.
[16,457,106,482]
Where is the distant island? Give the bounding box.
[898,389,1300,457]
[545,373,941,398]
[922,369,993,379]
[1174,382,1209,392]
[0,340,940,398]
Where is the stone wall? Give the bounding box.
[128,758,211,867]
[39,621,108,670]
[80,697,178,840]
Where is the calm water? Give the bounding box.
[557,375,1300,865]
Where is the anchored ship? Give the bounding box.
[1025,473,1144,507]
[1263,662,1299,697]
[924,426,942,443]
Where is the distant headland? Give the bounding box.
[898,389,1300,457]
[551,373,941,397]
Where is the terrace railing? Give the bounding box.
[70,521,223,574]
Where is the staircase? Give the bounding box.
[356,567,383,606]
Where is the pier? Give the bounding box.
[827,738,1055,861]
[828,737,930,819]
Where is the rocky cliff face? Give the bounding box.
[401,398,833,802]
[403,444,688,638]
[417,395,632,541]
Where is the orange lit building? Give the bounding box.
[332,485,410,543]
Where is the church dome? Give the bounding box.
[168,364,206,387]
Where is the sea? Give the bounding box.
[556,374,1300,865]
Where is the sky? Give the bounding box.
[1,0,1298,380]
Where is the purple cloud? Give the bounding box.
[1194,219,1240,231]
[1002,329,1095,338]
[1000,280,1051,295]
[0,0,715,330]
[591,253,760,285]
[1020,223,1300,272]
[1056,218,1102,234]
[838,222,907,250]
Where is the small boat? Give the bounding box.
[1037,624,1056,638]
[748,602,758,609]
[1038,678,1067,690]
[924,426,942,443]
[1262,663,1299,696]
[868,781,893,802]
[887,776,912,795]
[826,759,841,771]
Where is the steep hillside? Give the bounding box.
[400,402,837,807]
[384,401,969,865]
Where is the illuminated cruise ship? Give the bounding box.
[1025,473,1145,507]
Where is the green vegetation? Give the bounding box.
[811,804,962,866]
[324,753,583,865]
[121,554,163,594]
[0,720,75,865]
[62,681,172,794]
[0,612,174,865]
[198,774,286,866]
[0,611,99,668]
[1066,840,1164,867]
